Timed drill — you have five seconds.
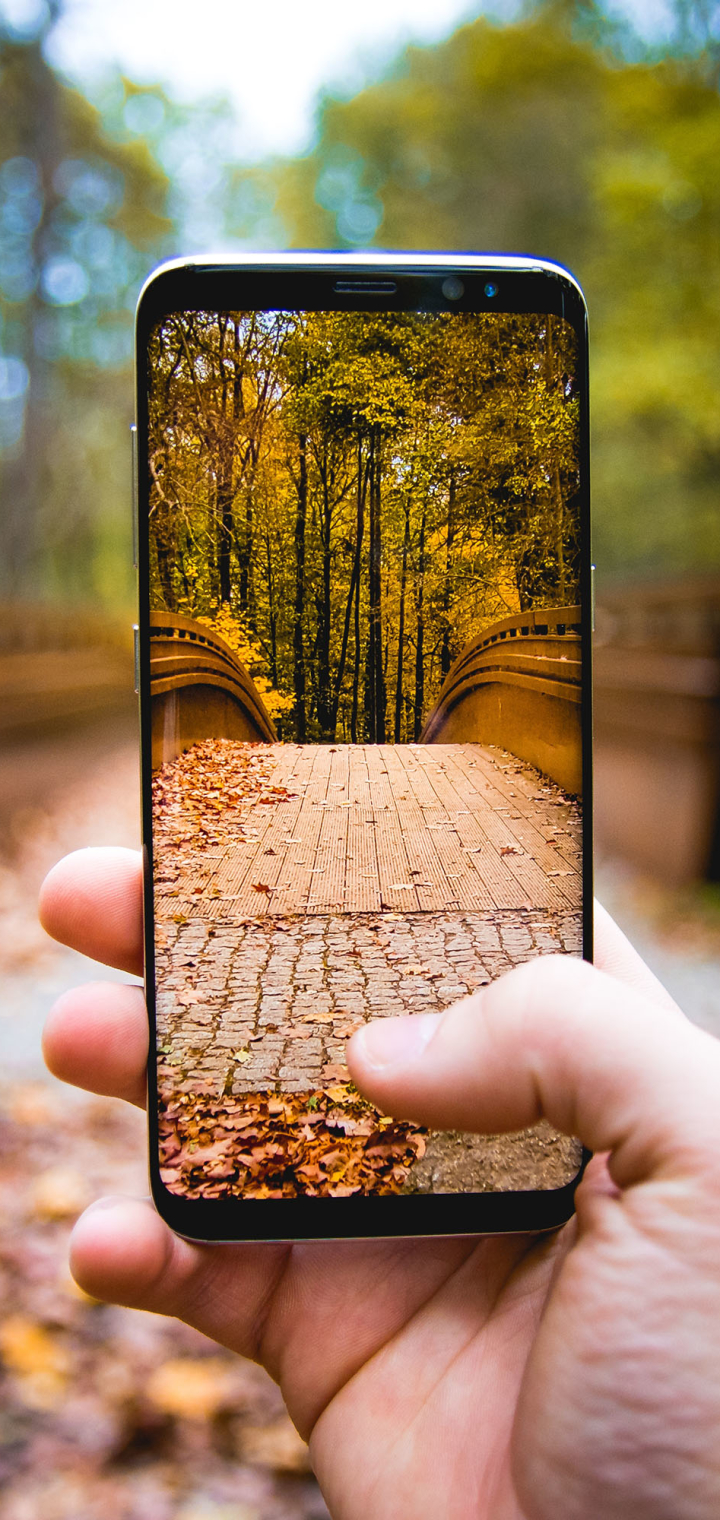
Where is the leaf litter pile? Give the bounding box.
[152,739,294,894]
[159,1084,427,1200]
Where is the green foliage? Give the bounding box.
[148,309,580,743]
[2,0,717,609]
[263,9,720,582]
[0,21,172,603]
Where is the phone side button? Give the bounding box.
[130,422,138,569]
[133,624,139,694]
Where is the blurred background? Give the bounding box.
[0,0,718,1514]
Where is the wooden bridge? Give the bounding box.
[421,607,582,796]
[150,612,276,768]
[155,741,582,920]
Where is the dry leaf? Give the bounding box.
[0,1315,70,1408]
[31,1166,90,1221]
[146,1357,236,1420]
[241,1416,312,1472]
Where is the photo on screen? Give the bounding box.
[147,308,583,1200]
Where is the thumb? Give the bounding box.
[347,956,720,1190]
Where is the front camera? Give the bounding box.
[442,276,464,301]
[484,282,499,298]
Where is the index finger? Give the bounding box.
[39,847,143,977]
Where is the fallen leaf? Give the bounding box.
[31,1166,90,1221]
[241,1416,312,1471]
[146,1357,237,1420]
[0,1315,70,1408]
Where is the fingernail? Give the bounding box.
[355,1013,441,1072]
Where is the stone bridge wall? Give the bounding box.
[150,612,276,767]
[421,607,582,796]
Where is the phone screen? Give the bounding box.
[143,293,586,1212]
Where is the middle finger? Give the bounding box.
[43,981,148,1107]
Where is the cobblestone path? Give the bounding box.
[156,907,582,1098]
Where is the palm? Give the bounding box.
[233,1230,564,1520]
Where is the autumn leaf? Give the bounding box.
[0,1315,70,1408]
[242,1416,312,1472]
[146,1357,237,1420]
[30,1165,90,1221]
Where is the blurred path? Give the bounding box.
[596,858,720,1040]
[0,717,141,1078]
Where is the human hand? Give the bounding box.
[40,848,720,1519]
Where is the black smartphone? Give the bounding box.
[135,254,592,1242]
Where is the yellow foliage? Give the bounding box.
[197,608,293,722]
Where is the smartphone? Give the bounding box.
[135,254,592,1242]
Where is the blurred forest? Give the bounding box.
[149,309,579,742]
[0,0,718,614]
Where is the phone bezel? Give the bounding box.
[135,254,593,1243]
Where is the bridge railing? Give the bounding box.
[150,612,277,766]
[421,605,582,795]
[594,578,720,883]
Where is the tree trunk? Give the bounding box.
[394,503,410,741]
[0,25,62,595]
[440,467,456,679]
[265,532,278,686]
[544,315,567,605]
[351,553,362,743]
[293,431,308,741]
[216,317,236,607]
[316,457,333,735]
[414,509,427,740]
[332,436,366,735]
[366,429,386,743]
[553,463,566,603]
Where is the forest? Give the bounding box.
[148,308,580,744]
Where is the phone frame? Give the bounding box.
[135,253,593,1243]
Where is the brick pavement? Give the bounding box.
[156,906,582,1098]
